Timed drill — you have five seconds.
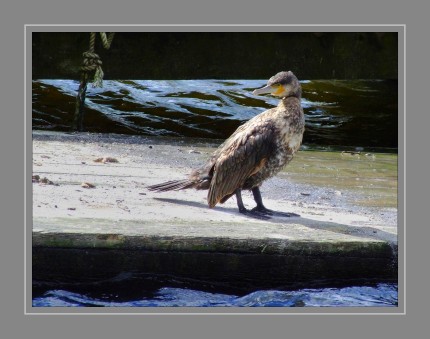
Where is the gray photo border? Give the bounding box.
[3,0,428,337]
[26,25,404,315]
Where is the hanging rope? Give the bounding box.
[73,32,115,131]
[81,51,104,87]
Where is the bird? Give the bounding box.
[147,71,305,219]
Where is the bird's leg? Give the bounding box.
[235,188,247,213]
[251,186,267,210]
[251,187,300,218]
[235,188,269,220]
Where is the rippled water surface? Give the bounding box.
[33,283,397,307]
[33,284,397,308]
[32,79,398,148]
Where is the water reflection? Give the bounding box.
[32,79,398,148]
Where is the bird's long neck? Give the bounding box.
[281,82,302,100]
[280,95,301,107]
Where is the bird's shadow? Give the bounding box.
[153,197,396,244]
[153,197,243,217]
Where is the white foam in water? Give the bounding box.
[35,79,398,148]
[32,283,398,307]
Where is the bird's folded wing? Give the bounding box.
[207,124,276,207]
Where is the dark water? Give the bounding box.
[32,79,398,148]
[33,283,397,307]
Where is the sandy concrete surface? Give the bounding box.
[32,131,397,257]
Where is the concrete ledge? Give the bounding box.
[33,217,394,257]
[32,131,398,290]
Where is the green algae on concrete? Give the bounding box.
[33,231,393,257]
[33,216,395,258]
[282,150,398,208]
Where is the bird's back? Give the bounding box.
[205,97,304,207]
[148,70,305,212]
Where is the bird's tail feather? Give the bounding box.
[147,179,196,192]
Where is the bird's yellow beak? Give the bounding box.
[252,84,284,97]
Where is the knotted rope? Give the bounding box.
[73,32,115,131]
[81,51,104,87]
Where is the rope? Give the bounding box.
[99,32,115,49]
[81,32,115,88]
[73,32,115,131]
[81,51,104,87]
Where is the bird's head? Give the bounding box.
[252,71,301,98]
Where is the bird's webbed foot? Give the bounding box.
[251,187,300,218]
[235,188,270,220]
[251,205,300,218]
[238,206,271,220]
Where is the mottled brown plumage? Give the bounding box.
[148,71,305,218]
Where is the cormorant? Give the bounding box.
[148,71,305,218]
